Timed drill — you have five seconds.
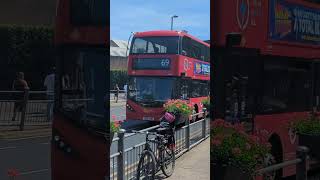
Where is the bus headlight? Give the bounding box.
[54,135,60,142]
[126,103,135,112]
[59,141,65,148]
[66,147,72,153]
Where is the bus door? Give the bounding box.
[212,47,261,133]
[82,50,108,129]
[178,75,191,124]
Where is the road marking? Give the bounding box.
[40,142,50,145]
[0,146,16,150]
[20,168,49,175]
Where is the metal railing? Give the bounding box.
[0,90,52,130]
[110,90,127,101]
[110,112,210,180]
[256,146,309,180]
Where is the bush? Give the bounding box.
[0,24,54,90]
[110,70,128,89]
[164,99,194,116]
[201,96,210,109]
[211,120,272,175]
[290,115,320,135]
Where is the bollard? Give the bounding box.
[296,146,309,180]
[185,118,190,151]
[117,129,126,180]
[20,89,29,131]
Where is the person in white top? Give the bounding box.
[123,84,127,98]
[44,67,55,121]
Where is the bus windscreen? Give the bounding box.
[130,36,179,54]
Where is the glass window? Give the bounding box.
[58,49,107,131]
[260,60,312,113]
[130,37,179,54]
[70,0,107,26]
[261,65,289,113]
[287,61,312,111]
[189,80,210,98]
[128,77,177,107]
[182,36,210,62]
[304,0,320,4]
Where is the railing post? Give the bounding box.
[20,89,29,131]
[117,129,126,180]
[185,118,190,151]
[202,112,207,139]
[296,146,309,180]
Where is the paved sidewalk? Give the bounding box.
[110,100,126,107]
[0,126,51,140]
[166,138,210,180]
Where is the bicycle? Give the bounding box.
[133,127,175,180]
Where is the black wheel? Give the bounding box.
[161,146,175,177]
[136,150,156,180]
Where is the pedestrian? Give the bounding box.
[44,67,55,121]
[115,84,120,103]
[123,84,127,98]
[11,72,29,121]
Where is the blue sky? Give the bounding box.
[111,0,210,41]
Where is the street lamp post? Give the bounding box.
[171,15,178,30]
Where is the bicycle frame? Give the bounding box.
[142,133,167,171]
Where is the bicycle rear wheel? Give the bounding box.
[137,150,156,180]
[161,146,175,177]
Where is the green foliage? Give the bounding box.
[0,24,54,90]
[290,115,320,135]
[110,70,128,89]
[163,99,194,116]
[201,96,210,108]
[211,120,271,175]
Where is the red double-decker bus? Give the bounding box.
[126,30,210,125]
[212,0,320,178]
[52,0,108,180]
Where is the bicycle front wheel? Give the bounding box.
[161,146,175,177]
[137,150,156,180]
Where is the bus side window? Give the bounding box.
[182,36,191,57]
[180,80,189,100]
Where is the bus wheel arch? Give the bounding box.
[267,133,283,179]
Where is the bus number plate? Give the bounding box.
[143,117,154,121]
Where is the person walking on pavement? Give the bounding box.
[12,72,29,121]
[44,67,55,121]
[115,84,120,103]
[123,84,127,98]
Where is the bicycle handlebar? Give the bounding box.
[130,130,164,138]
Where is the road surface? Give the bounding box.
[0,136,51,180]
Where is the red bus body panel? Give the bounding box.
[54,0,107,45]
[53,0,107,180]
[128,54,210,81]
[127,97,207,122]
[127,31,209,122]
[212,0,320,177]
[254,112,308,177]
[51,116,107,180]
[212,0,320,59]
